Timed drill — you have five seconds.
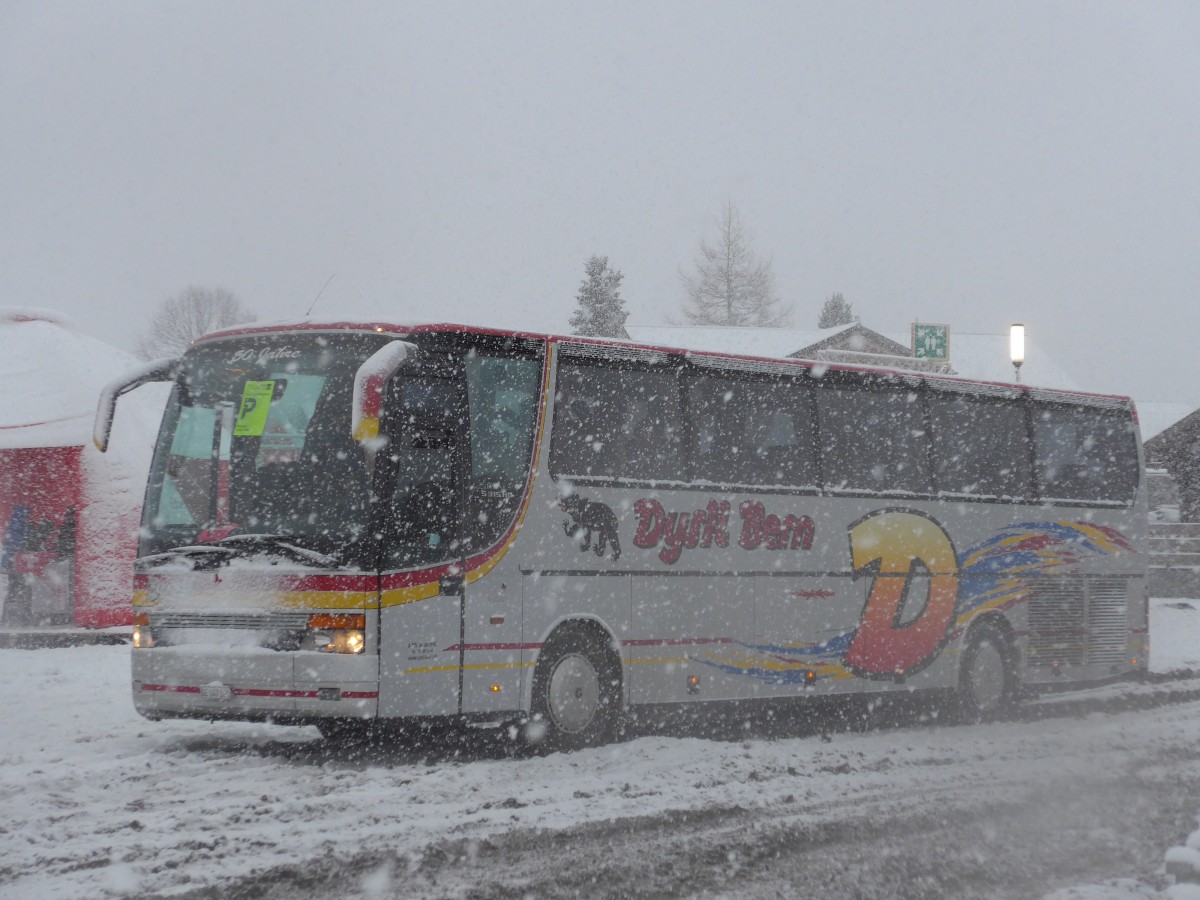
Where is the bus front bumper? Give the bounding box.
[132,646,378,721]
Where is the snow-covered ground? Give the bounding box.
[4,599,1200,899]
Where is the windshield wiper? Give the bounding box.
[202,534,341,568]
[139,545,235,569]
[140,535,340,569]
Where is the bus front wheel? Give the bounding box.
[528,629,621,752]
[957,622,1016,721]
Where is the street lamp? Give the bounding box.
[1010,323,1025,384]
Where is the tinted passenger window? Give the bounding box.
[383,378,466,569]
[928,394,1030,499]
[466,354,540,548]
[816,385,931,494]
[689,376,816,488]
[551,362,682,482]
[1032,404,1138,503]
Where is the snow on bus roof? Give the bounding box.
[194,319,1130,404]
[198,318,550,343]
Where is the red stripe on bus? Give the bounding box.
[444,642,544,652]
[444,637,734,653]
[381,567,451,591]
[285,574,379,592]
[140,684,378,700]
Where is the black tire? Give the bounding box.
[957,622,1017,721]
[528,629,621,752]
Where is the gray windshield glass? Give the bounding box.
[140,333,389,561]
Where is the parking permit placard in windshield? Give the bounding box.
[233,381,275,436]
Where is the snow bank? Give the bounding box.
[1,599,1199,897]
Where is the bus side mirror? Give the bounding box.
[352,340,417,460]
[93,357,180,452]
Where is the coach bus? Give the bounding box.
[94,321,1148,749]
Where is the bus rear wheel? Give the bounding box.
[529,630,620,752]
[958,622,1016,721]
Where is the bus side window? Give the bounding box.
[739,379,816,488]
[550,364,624,478]
[465,354,540,550]
[688,377,741,483]
[689,375,816,489]
[617,372,682,482]
[816,383,931,495]
[927,392,1030,500]
[1033,404,1138,503]
[550,362,682,484]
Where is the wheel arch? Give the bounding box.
[524,614,625,712]
[956,609,1021,718]
[962,610,1017,651]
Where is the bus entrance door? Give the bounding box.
[377,369,471,719]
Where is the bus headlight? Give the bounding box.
[304,614,366,654]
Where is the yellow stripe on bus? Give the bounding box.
[403,661,535,675]
[381,582,441,608]
[628,656,691,666]
[276,591,378,610]
[132,589,378,610]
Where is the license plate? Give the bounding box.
[200,683,234,702]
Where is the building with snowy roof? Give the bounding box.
[1146,409,1200,523]
[0,308,165,628]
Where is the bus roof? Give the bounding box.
[195,318,1134,407]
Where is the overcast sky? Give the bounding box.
[2,1,1198,406]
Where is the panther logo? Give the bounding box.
[558,493,621,561]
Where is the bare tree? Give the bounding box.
[818,292,857,328]
[135,286,256,359]
[679,201,791,327]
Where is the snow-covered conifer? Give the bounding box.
[818,292,857,328]
[569,255,629,338]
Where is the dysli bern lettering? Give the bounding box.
[633,497,815,565]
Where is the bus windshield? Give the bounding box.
[140,332,391,564]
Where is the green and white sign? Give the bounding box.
[912,323,950,361]
[233,380,276,436]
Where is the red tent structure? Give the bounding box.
[0,308,164,628]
